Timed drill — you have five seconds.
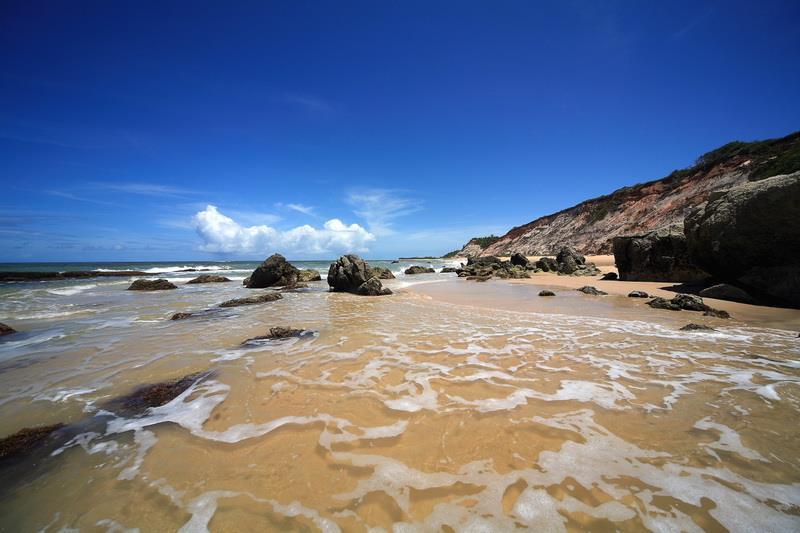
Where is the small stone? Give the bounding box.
[577,286,607,296]
[219,293,283,308]
[680,323,715,331]
[703,308,731,319]
[538,290,556,297]
[628,291,649,298]
[601,272,618,280]
[170,312,193,320]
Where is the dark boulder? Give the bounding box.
[680,323,715,331]
[698,283,757,305]
[0,424,65,461]
[357,277,393,296]
[553,247,600,276]
[612,224,708,282]
[685,172,800,307]
[628,291,649,298]
[328,255,391,296]
[245,254,299,288]
[538,290,555,297]
[370,266,396,279]
[104,372,209,416]
[297,269,322,282]
[577,286,607,296]
[127,279,177,291]
[536,257,559,272]
[219,292,283,308]
[405,266,435,275]
[0,322,15,336]
[186,274,231,284]
[601,272,618,281]
[170,312,193,320]
[510,253,529,267]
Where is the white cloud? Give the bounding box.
[346,189,422,236]
[286,203,316,216]
[192,205,374,255]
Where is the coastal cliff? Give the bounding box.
[452,131,800,257]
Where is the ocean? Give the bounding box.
[1,259,799,531]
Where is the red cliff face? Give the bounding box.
[469,132,800,257]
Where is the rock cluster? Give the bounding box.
[186,274,231,284]
[613,224,708,282]
[245,254,299,288]
[646,294,730,318]
[327,255,392,296]
[404,266,435,275]
[456,256,531,280]
[440,267,458,273]
[219,292,283,308]
[127,279,177,291]
[535,247,600,276]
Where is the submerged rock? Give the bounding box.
[0,424,65,461]
[405,266,435,275]
[104,372,210,416]
[186,274,231,284]
[245,254,299,288]
[680,323,715,331]
[370,267,396,279]
[538,290,556,297]
[297,269,322,282]
[127,279,177,291]
[613,224,708,282]
[219,293,283,308]
[577,285,607,296]
[328,255,391,296]
[698,283,757,305]
[628,291,649,298]
[170,312,193,320]
[241,327,310,344]
[0,322,15,336]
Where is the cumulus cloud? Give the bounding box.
[192,205,374,255]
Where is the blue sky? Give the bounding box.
[2,1,799,261]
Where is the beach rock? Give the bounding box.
[457,257,530,280]
[613,224,708,282]
[405,266,435,275]
[467,256,502,266]
[328,255,391,296]
[369,266,396,279]
[219,292,283,308]
[440,267,458,273]
[245,254,299,288]
[577,285,607,296]
[672,293,708,311]
[680,323,715,331]
[685,172,800,307]
[297,269,322,282]
[279,283,308,292]
[538,290,556,297]
[242,276,251,286]
[601,272,618,280]
[356,277,393,296]
[104,372,209,416]
[556,246,584,273]
[628,291,649,298]
[703,308,731,319]
[536,257,559,272]
[186,274,231,284]
[241,327,309,344]
[127,279,177,291]
[170,312,193,320]
[0,424,65,461]
[698,283,757,305]
[510,253,529,267]
[647,297,683,311]
[0,323,15,336]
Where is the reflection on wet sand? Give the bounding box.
[1,276,799,531]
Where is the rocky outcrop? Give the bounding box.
[370,267,395,279]
[456,256,531,280]
[327,255,392,296]
[612,224,708,282]
[219,293,283,308]
[555,247,599,275]
[685,172,800,307]
[245,254,299,288]
[0,322,15,336]
[405,266,435,275]
[451,131,799,257]
[646,294,730,317]
[186,274,231,284]
[297,269,322,282]
[127,279,177,291]
[698,284,756,305]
